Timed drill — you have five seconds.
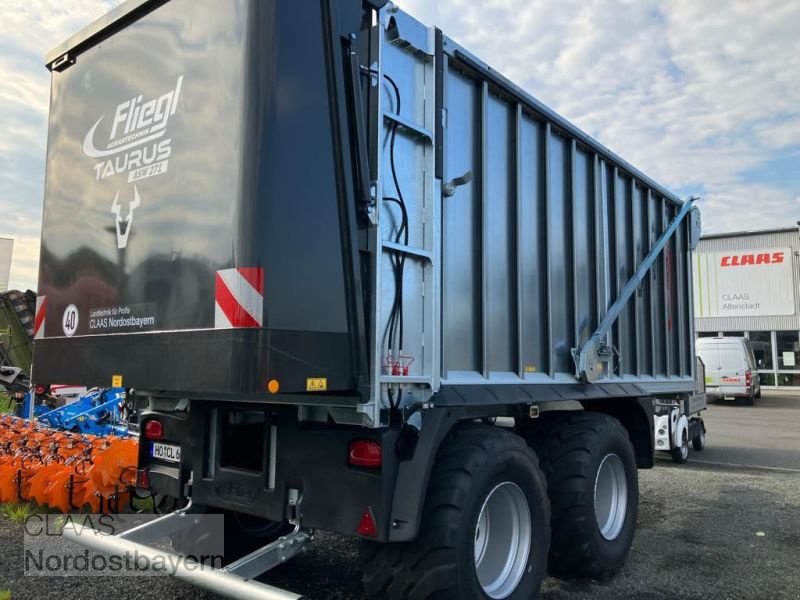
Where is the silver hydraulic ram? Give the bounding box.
[61,508,311,600]
[574,197,701,383]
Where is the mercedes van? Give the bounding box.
[696,337,760,404]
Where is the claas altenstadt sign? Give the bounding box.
[719,251,785,267]
[693,248,796,318]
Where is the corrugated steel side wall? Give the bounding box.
[439,41,695,388]
[694,228,800,332]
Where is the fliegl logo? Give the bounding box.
[83,75,183,183]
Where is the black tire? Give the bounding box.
[737,394,755,406]
[527,412,638,579]
[692,426,706,451]
[670,429,689,464]
[360,424,550,600]
[171,508,290,563]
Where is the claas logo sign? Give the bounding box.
[720,251,784,267]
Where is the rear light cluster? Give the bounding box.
[348,439,382,468]
[143,419,163,440]
[34,384,47,396]
[745,371,752,386]
[349,441,382,538]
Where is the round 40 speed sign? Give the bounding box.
[62,304,79,337]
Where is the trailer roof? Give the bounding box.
[700,226,800,240]
[45,0,157,68]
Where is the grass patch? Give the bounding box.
[131,493,157,513]
[0,392,14,415]
[0,589,11,600]
[1,502,43,523]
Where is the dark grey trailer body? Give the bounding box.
[35,0,367,398]
[35,0,697,424]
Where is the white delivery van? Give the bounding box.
[695,337,760,404]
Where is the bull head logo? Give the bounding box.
[110,186,141,249]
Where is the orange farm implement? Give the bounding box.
[0,415,138,513]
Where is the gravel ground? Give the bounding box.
[1,461,799,600]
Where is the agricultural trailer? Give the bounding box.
[35,1,703,598]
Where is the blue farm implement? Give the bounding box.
[17,391,51,419]
[36,388,131,436]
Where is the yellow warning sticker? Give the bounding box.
[306,378,327,392]
[524,365,537,373]
[112,375,123,387]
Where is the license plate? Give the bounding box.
[151,442,181,463]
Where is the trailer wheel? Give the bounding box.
[736,394,755,406]
[528,412,638,579]
[360,424,550,599]
[691,426,706,451]
[670,429,689,464]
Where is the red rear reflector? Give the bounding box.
[143,420,164,440]
[348,439,382,468]
[34,385,46,395]
[357,507,378,538]
[136,469,151,489]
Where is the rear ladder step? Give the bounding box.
[62,508,312,600]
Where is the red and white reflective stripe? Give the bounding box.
[34,295,46,339]
[214,268,264,329]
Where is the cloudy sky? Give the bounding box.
[1,0,799,291]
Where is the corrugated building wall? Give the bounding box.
[694,227,800,332]
[694,226,800,388]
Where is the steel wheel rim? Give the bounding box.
[594,453,628,541]
[474,481,531,599]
